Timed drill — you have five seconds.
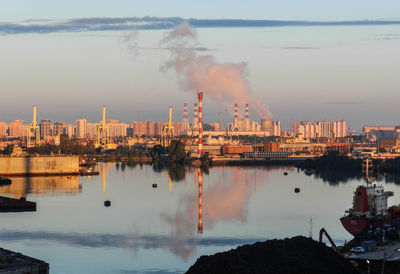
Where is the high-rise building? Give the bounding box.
[292,120,347,138]
[76,119,87,139]
[66,124,75,138]
[132,121,147,136]
[9,120,25,138]
[106,120,127,137]
[53,121,66,136]
[0,122,7,137]
[40,119,51,139]
[87,123,99,138]
[147,122,155,136]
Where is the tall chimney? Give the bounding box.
[233,103,239,131]
[193,103,198,130]
[32,105,37,126]
[183,103,189,132]
[197,92,203,157]
[245,103,249,131]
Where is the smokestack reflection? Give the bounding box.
[161,167,270,260]
[198,169,203,234]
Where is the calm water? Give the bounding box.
[1,164,400,273]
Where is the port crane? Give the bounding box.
[160,106,174,147]
[96,106,117,151]
[26,105,40,148]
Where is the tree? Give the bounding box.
[168,140,186,163]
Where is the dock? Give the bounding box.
[0,196,36,212]
[0,247,49,273]
[347,242,400,261]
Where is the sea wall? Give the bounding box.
[0,156,80,175]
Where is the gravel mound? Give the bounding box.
[186,236,359,274]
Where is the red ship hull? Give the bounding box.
[340,216,394,236]
[340,217,369,236]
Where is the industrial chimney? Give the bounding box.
[183,103,189,132]
[193,103,199,131]
[245,103,249,131]
[232,103,239,131]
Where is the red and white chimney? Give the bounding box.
[245,103,249,131]
[193,103,198,130]
[183,103,189,132]
[233,103,239,131]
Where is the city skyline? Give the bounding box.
[1,4,400,130]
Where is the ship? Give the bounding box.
[340,184,400,236]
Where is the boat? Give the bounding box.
[340,184,400,236]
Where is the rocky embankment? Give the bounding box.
[186,236,359,274]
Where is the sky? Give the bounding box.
[1,2,400,130]
[2,1,400,21]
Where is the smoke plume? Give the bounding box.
[160,21,271,118]
[121,29,139,57]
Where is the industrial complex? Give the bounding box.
[0,92,400,161]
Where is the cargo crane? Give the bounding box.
[96,106,117,151]
[161,106,174,147]
[26,105,40,148]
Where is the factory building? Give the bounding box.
[225,104,280,136]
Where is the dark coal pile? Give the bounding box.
[186,236,359,274]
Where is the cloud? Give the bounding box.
[1,17,400,35]
[325,101,364,105]
[282,46,319,50]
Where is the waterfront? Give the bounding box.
[1,164,400,273]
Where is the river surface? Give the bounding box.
[1,163,400,273]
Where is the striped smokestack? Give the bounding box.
[233,103,239,131]
[245,103,249,131]
[197,92,203,156]
[183,103,189,132]
[193,103,198,130]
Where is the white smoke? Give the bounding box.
[121,29,139,57]
[160,21,271,118]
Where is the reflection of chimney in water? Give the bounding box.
[169,175,172,193]
[197,92,203,157]
[245,169,248,185]
[198,169,203,234]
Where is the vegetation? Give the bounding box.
[299,151,362,170]
[0,145,14,155]
[168,140,186,163]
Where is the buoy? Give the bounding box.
[152,183,157,188]
[284,172,288,176]
[294,188,300,193]
[104,200,111,207]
